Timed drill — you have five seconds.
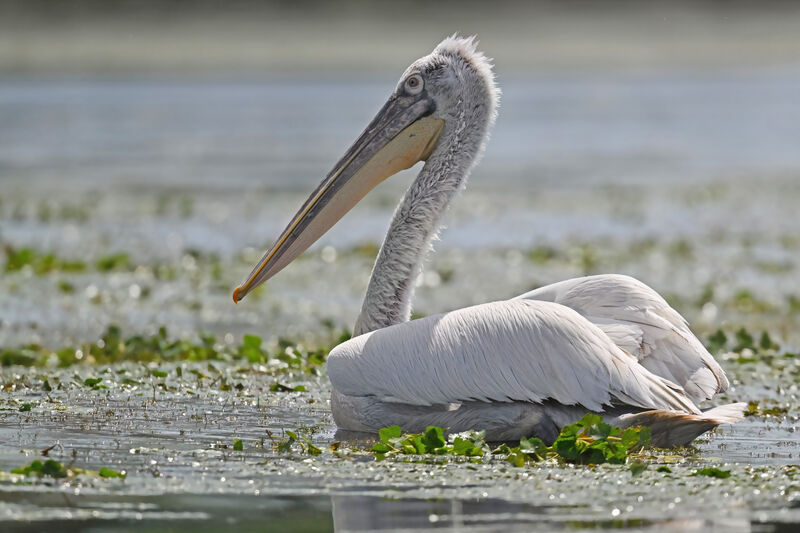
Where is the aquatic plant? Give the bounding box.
[267,429,321,456]
[3,246,87,275]
[0,325,348,374]
[706,328,781,355]
[371,414,651,466]
[9,459,125,480]
[743,400,790,418]
[692,467,731,479]
[11,459,67,478]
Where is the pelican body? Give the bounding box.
[235,36,744,446]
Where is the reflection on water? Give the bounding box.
[1,490,796,532]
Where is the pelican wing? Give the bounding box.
[517,274,728,402]
[327,299,700,414]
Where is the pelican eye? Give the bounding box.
[404,74,424,95]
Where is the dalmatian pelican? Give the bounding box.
[233,36,744,446]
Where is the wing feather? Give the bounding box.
[327,299,700,414]
[517,274,728,402]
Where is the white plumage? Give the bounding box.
[330,299,698,413]
[236,36,744,446]
[518,274,729,403]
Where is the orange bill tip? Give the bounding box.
[232,285,244,303]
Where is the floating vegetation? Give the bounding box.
[268,429,322,456]
[270,383,307,392]
[629,460,647,477]
[743,401,790,418]
[8,459,126,481]
[372,425,485,462]
[692,467,731,479]
[550,414,651,465]
[371,415,651,467]
[95,252,132,272]
[730,289,775,314]
[2,245,227,281]
[0,325,349,372]
[527,245,560,264]
[11,459,67,478]
[706,328,781,355]
[3,246,87,275]
[82,377,105,389]
[98,467,127,479]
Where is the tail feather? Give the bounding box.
[617,402,746,448]
[700,402,747,425]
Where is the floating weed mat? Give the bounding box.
[3,245,89,275]
[692,467,732,479]
[705,328,795,361]
[371,414,651,467]
[4,459,126,481]
[0,324,349,373]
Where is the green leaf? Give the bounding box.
[551,416,650,465]
[693,467,731,479]
[637,427,651,447]
[620,426,650,451]
[576,413,604,428]
[41,459,67,478]
[95,253,131,272]
[83,377,103,387]
[586,420,613,440]
[306,441,322,456]
[11,460,43,475]
[656,465,672,473]
[629,460,646,477]
[276,432,297,454]
[759,331,779,351]
[519,436,547,461]
[98,467,126,479]
[421,426,445,452]
[19,403,32,412]
[371,442,391,454]
[706,330,727,353]
[151,369,168,378]
[233,438,243,451]
[409,435,427,454]
[452,436,483,457]
[269,383,306,392]
[553,423,581,461]
[734,328,754,351]
[242,334,262,349]
[379,425,402,443]
[505,448,527,467]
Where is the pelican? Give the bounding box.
[234,36,744,446]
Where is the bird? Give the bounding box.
[233,35,744,447]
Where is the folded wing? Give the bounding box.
[517,274,728,403]
[327,299,700,414]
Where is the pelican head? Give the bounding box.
[234,35,499,302]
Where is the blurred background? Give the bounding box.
[1,0,799,348]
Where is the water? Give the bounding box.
[1,70,799,531]
[3,69,800,189]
